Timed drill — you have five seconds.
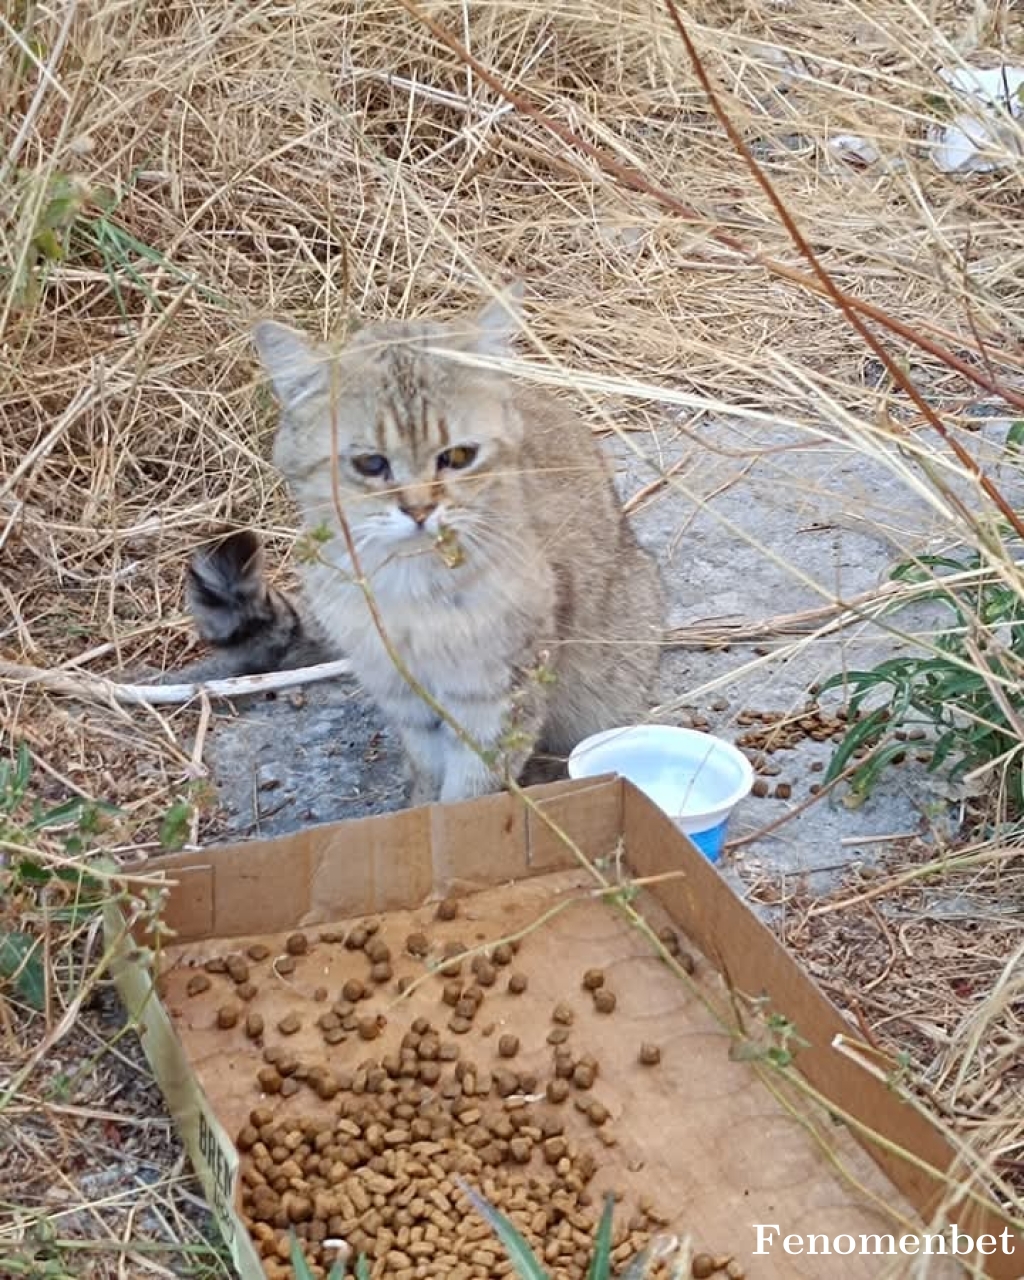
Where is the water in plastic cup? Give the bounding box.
[567,725,754,862]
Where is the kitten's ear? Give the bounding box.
[252,320,327,408]
[474,281,524,355]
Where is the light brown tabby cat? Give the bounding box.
[185,288,664,804]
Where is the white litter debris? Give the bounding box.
[928,64,1024,174]
[826,134,881,166]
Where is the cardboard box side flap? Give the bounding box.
[105,899,265,1280]
[147,777,620,943]
[621,782,1020,1270]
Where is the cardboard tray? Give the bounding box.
[106,777,1023,1279]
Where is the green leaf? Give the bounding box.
[461,1181,550,1280]
[33,227,64,261]
[586,1195,616,1280]
[822,707,890,786]
[0,931,46,1011]
[354,1258,372,1280]
[849,741,920,801]
[28,797,92,831]
[159,798,193,851]
[288,1232,317,1279]
[1006,420,1024,462]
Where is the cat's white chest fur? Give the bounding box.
[303,544,550,712]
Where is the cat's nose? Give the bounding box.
[401,503,437,527]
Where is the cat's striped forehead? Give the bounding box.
[362,338,455,454]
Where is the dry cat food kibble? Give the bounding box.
[592,988,617,1014]
[216,1003,239,1029]
[691,1254,717,1279]
[180,911,719,1279]
[435,897,459,921]
[186,973,211,997]
[236,1017,678,1280]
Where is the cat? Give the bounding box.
[183,287,665,804]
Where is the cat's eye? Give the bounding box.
[352,453,391,479]
[437,445,478,472]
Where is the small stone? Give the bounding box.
[257,764,282,791]
[752,779,770,798]
[774,782,792,799]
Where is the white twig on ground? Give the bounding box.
[0,658,352,706]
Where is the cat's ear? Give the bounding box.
[252,320,327,408]
[474,281,524,355]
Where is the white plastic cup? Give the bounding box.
[567,725,754,862]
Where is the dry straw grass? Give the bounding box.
[2,0,1024,1274]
